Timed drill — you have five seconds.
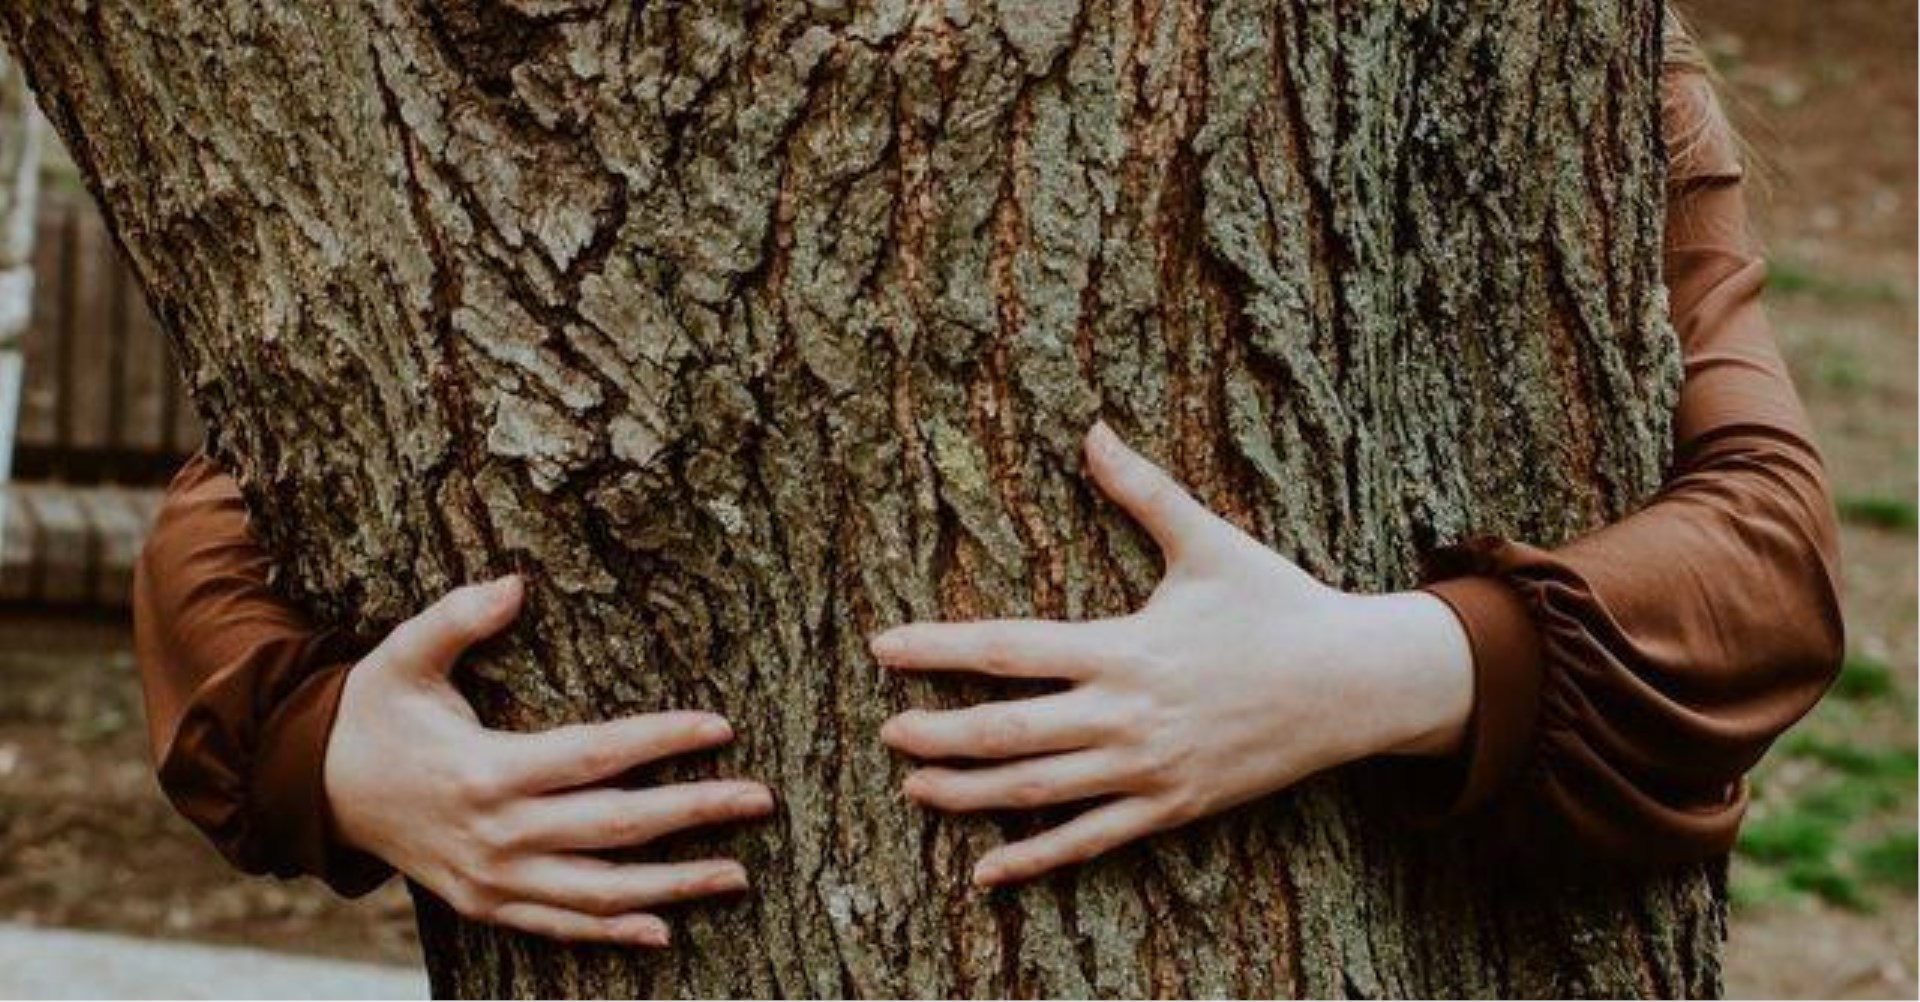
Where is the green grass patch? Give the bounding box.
[1741,810,1838,865]
[1738,736,1918,911]
[1769,258,1911,304]
[1783,858,1870,910]
[1814,352,1869,391]
[1838,494,1919,532]
[1801,772,1906,818]
[1729,868,1798,911]
[1780,736,1918,781]
[1857,831,1919,892]
[1831,655,1899,702]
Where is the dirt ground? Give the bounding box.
[0,0,1912,996]
[0,616,423,967]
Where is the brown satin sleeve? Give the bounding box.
[1415,71,1845,862]
[132,454,391,895]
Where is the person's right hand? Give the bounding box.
[323,575,772,947]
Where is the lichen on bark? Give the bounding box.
[6,0,1717,996]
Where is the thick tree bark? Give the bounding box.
[7,1,1724,996]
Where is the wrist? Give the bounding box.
[320,666,381,857]
[1348,591,1475,759]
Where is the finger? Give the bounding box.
[377,575,524,681]
[499,711,737,793]
[972,796,1167,887]
[881,691,1112,760]
[903,750,1133,813]
[1083,422,1220,561]
[502,855,749,915]
[870,618,1109,680]
[488,902,671,947]
[513,780,775,852]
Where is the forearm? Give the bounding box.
[1343,591,1475,759]
[134,455,390,894]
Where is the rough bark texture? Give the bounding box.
[8,1,1724,996]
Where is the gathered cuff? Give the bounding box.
[1405,536,1549,818]
[251,660,393,897]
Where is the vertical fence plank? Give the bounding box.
[78,486,145,605]
[16,201,66,454]
[64,205,116,454]
[19,484,87,603]
[118,263,170,457]
[0,483,35,601]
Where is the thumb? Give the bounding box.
[373,575,524,682]
[1083,422,1219,562]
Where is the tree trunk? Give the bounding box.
[7,1,1724,996]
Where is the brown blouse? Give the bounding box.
[130,70,1842,892]
[1419,71,1842,860]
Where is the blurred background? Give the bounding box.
[0,1,1911,998]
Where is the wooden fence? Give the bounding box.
[2,192,198,608]
[14,192,200,482]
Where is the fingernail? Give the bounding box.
[698,717,734,742]
[627,916,670,947]
[1088,421,1118,454]
[869,631,904,662]
[712,862,750,892]
[733,786,774,813]
[878,716,903,745]
[901,772,928,801]
[489,575,523,607]
[972,859,1004,887]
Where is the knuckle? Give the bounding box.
[1047,837,1090,869]
[469,812,519,855]
[680,867,726,898]
[1000,851,1041,880]
[1008,778,1052,808]
[1139,479,1191,526]
[1158,790,1204,826]
[578,882,624,914]
[447,880,497,921]
[452,758,509,804]
[575,738,626,778]
[1138,476,1173,511]
[600,806,651,845]
[980,638,1016,676]
[460,860,506,898]
[911,772,955,807]
[1127,748,1180,791]
[693,788,739,824]
[981,714,1029,756]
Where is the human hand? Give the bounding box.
[324,576,773,946]
[874,423,1473,886]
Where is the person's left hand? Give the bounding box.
[872,422,1474,887]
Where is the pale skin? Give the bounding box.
[322,422,1474,946]
[873,422,1476,886]
[323,575,775,948]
